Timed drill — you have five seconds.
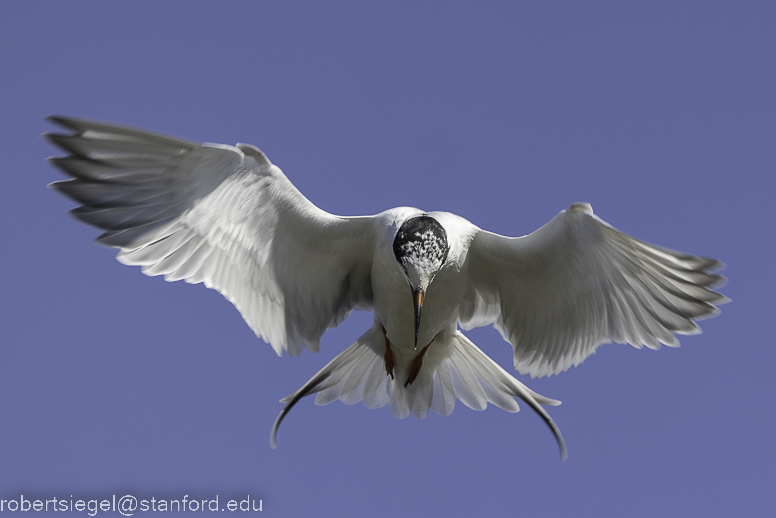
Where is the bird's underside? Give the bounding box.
[45,116,727,460]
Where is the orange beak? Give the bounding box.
[413,287,425,349]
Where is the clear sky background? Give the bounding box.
[1,2,774,516]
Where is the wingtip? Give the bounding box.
[46,115,69,125]
[42,132,81,156]
[47,179,70,192]
[46,115,85,132]
[41,132,64,146]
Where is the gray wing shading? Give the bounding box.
[459,202,727,378]
[46,116,376,356]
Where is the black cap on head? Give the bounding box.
[392,215,449,270]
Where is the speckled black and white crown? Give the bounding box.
[392,215,450,278]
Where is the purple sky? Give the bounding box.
[2,2,774,516]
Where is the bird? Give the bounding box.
[45,116,727,460]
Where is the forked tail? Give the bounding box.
[270,328,567,459]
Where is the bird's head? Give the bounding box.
[392,215,450,349]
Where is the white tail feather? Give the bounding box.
[271,328,567,459]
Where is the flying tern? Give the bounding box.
[45,117,727,459]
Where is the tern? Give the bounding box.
[45,117,727,459]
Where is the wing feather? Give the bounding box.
[460,203,727,377]
[47,116,376,356]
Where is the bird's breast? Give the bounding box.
[372,262,466,351]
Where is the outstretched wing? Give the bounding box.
[459,203,727,378]
[46,116,376,356]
